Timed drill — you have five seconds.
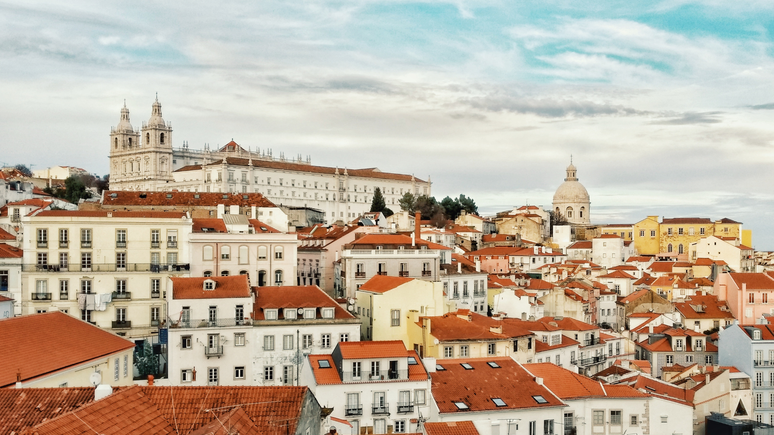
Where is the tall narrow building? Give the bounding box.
[109,97,173,191]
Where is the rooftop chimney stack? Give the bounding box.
[414,212,421,246]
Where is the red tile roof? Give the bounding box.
[101,190,276,207]
[674,295,734,320]
[308,354,341,385]
[0,243,22,258]
[597,234,621,239]
[488,275,518,288]
[525,279,554,290]
[431,357,565,413]
[0,388,95,434]
[566,241,591,249]
[171,275,250,300]
[648,261,676,273]
[620,288,660,304]
[252,285,354,320]
[538,316,597,332]
[0,227,15,240]
[598,270,636,280]
[0,312,134,388]
[730,273,774,290]
[348,234,450,250]
[624,374,694,406]
[425,421,481,435]
[633,273,656,286]
[526,363,647,399]
[338,340,409,359]
[534,335,579,352]
[662,217,712,224]
[420,312,534,342]
[309,349,427,385]
[35,210,188,219]
[359,275,415,293]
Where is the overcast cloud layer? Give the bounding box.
[2,1,774,249]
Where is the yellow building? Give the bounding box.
[356,275,446,345]
[632,216,660,256]
[632,216,743,257]
[600,223,634,241]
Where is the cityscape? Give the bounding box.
[2,2,774,435]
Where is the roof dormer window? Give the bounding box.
[265,309,278,320]
[322,308,334,319]
[203,279,216,290]
[754,329,762,340]
[284,308,298,320]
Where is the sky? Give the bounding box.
[2,0,774,249]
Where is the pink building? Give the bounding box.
[715,272,774,324]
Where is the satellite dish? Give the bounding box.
[347,304,355,312]
[90,372,102,386]
[297,308,305,314]
[348,298,355,305]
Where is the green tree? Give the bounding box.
[381,207,394,218]
[398,192,416,213]
[63,176,91,204]
[441,196,463,220]
[458,194,478,215]
[135,340,158,379]
[549,210,569,234]
[370,187,386,212]
[14,164,32,177]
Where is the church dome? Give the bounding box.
[552,160,591,225]
[552,179,589,204]
[115,104,133,132]
[147,97,166,128]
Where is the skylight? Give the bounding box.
[453,402,469,410]
[461,363,474,370]
[532,395,548,404]
[487,361,500,368]
[318,360,331,369]
[492,398,506,407]
[408,356,417,365]
[436,364,446,371]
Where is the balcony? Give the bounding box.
[377,271,387,276]
[112,320,132,329]
[341,369,407,383]
[754,360,774,367]
[171,318,253,329]
[167,241,178,248]
[151,241,160,248]
[59,241,69,248]
[37,240,48,248]
[399,271,409,277]
[59,292,68,300]
[372,403,390,415]
[23,262,191,273]
[572,355,606,367]
[151,319,160,327]
[31,292,52,301]
[116,241,127,248]
[112,291,132,300]
[422,271,432,277]
[205,345,223,357]
[397,402,414,413]
[355,272,366,278]
[151,291,160,299]
[583,337,600,347]
[81,240,92,248]
[344,406,363,417]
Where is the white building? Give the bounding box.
[251,285,361,386]
[440,262,488,315]
[20,210,192,338]
[167,275,254,386]
[0,243,22,315]
[592,234,634,269]
[300,340,430,434]
[32,166,89,181]
[691,235,755,273]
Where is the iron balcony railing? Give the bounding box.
[572,355,606,367]
[59,241,68,248]
[340,369,407,383]
[372,403,390,415]
[171,318,252,329]
[583,337,601,346]
[81,240,92,248]
[37,240,47,248]
[116,241,127,248]
[112,320,132,329]
[151,241,160,248]
[151,291,161,299]
[355,272,366,278]
[23,263,190,273]
[167,241,178,248]
[31,292,52,301]
[344,406,363,416]
[205,345,223,357]
[754,360,774,367]
[399,271,409,277]
[397,402,414,413]
[112,291,132,300]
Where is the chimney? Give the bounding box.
[535,377,544,385]
[95,384,113,401]
[414,212,421,245]
[148,375,154,386]
[649,324,654,334]
[475,258,481,273]
[705,373,710,385]
[458,262,462,274]
[423,356,437,373]
[251,205,257,218]
[15,371,21,389]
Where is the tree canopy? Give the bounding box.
[398,192,479,227]
[370,187,386,213]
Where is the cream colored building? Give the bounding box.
[21,210,192,338]
[691,235,755,272]
[356,276,446,344]
[32,166,89,181]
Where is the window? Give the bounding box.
[81,252,92,271]
[234,333,245,346]
[81,229,92,247]
[274,246,283,259]
[37,229,48,247]
[391,309,401,326]
[529,421,537,435]
[488,343,496,355]
[322,308,334,319]
[151,307,160,325]
[322,333,331,348]
[37,252,48,266]
[264,366,274,380]
[181,369,192,383]
[284,308,297,320]
[750,293,756,304]
[460,345,469,357]
[631,415,638,426]
[167,230,177,247]
[340,333,349,342]
[302,334,313,349]
[274,270,283,285]
[415,389,426,405]
[370,361,380,377]
[221,246,230,260]
[352,361,361,378]
[206,368,219,386]
[234,366,245,379]
[258,246,267,260]
[444,346,453,358]
[666,354,674,365]
[610,410,622,425]
[700,227,706,235]
[264,335,275,351]
[116,229,127,247]
[593,410,604,425]
[81,279,92,294]
[181,335,192,349]
[265,309,278,320]
[114,358,120,381]
[394,420,405,433]
[543,420,554,435]
[661,416,668,423]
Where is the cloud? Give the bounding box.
[749,102,774,110]
[649,111,723,125]
[464,94,647,118]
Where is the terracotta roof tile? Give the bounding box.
[420,312,533,342]
[431,358,565,413]
[0,388,94,434]
[662,217,712,224]
[35,210,188,219]
[674,295,734,320]
[0,227,15,240]
[101,190,275,208]
[0,243,22,258]
[0,312,134,388]
[537,316,597,332]
[730,273,774,290]
[359,275,415,293]
[253,285,354,320]
[535,335,579,352]
[598,270,636,280]
[171,275,251,300]
[526,363,647,399]
[348,234,450,250]
[339,340,409,359]
[425,421,481,435]
[567,241,592,249]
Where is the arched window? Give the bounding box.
[203,270,212,277]
[667,244,673,253]
[258,246,268,260]
[566,207,573,218]
[221,270,230,276]
[239,246,249,264]
[580,206,585,218]
[128,137,132,148]
[114,138,118,149]
[274,270,283,286]
[221,246,230,260]
[203,245,213,261]
[678,244,684,254]
[258,270,267,287]
[146,133,150,144]
[160,133,165,144]
[274,246,283,260]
